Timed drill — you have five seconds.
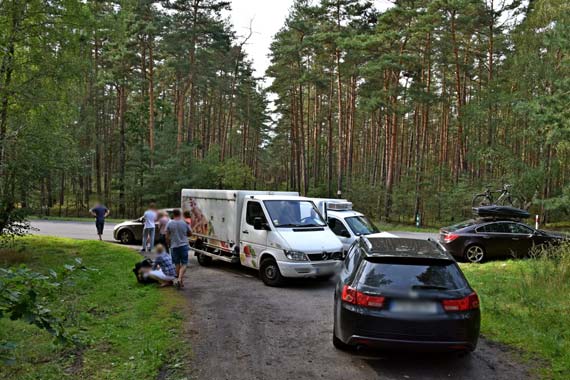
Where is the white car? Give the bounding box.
[309,198,396,252]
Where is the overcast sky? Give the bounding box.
[225,0,394,85]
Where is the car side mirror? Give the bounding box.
[253,217,269,231]
[339,229,351,238]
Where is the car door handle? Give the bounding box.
[482,236,491,239]
[512,238,519,240]
[242,230,249,234]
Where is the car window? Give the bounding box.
[344,243,362,272]
[328,218,348,237]
[246,201,267,226]
[478,222,509,233]
[345,216,379,236]
[358,259,468,292]
[508,223,533,234]
[446,220,477,232]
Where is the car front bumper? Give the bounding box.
[277,259,342,278]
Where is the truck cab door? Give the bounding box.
[327,217,353,251]
[240,201,269,269]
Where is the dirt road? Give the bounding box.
[185,259,530,380]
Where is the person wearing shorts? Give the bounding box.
[89,202,109,241]
[166,209,191,288]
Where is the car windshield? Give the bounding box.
[345,216,379,236]
[264,200,326,228]
[358,259,468,292]
[445,220,476,232]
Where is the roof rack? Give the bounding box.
[473,206,529,219]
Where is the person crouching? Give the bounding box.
[146,244,176,287]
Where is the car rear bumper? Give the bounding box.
[337,304,480,351]
[346,335,477,351]
[277,260,342,278]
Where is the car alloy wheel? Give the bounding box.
[119,230,133,244]
[465,245,485,263]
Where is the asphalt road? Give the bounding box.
[30,221,529,380]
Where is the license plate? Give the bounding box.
[390,300,437,314]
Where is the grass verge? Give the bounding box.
[0,236,187,380]
[461,244,570,380]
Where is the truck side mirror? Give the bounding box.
[253,217,268,231]
[339,228,351,238]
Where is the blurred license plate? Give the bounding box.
[391,300,437,314]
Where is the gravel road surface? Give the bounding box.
[30,220,530,380]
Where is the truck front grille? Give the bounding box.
[307,251,343,261]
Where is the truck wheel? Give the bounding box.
[260,258,284,287]
[196,252,213,266]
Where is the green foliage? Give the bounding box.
[0,206,30,246]
[0,236,186,380]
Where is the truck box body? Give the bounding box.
[181,189,298,252]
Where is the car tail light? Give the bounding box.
[443,233,459,244]
[442,292,480,312]
[341,285,385,308]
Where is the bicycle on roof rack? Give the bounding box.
[471,184,527,209]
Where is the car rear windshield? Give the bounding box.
[444,220,476,232]
[358,259,468,292]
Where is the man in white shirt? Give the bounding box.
[141,202,158,252]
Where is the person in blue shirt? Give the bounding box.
[89,202,110,241]
[147,244,176,287]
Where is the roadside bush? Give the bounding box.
[0,259,92,364]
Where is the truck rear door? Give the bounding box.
[239,200,269,269]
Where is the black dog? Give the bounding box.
[133,258,157,284]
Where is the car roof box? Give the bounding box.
[473,206,530,219]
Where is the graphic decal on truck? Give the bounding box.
[241,245,257,268]
[184,197,211,236]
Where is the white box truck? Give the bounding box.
[182,189,344,286]
[309,198,396,252]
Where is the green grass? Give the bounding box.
[461,245,570,379]
[29,215,126,223]
[0,236,187,380]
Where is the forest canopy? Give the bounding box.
[0,0,569,226]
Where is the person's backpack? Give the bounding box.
[133,258,157,284]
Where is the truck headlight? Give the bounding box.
[285,250,308,261]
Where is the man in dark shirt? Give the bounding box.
[90,202,110,241]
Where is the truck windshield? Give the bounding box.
[345,216,379,236]
[264,200,326,228]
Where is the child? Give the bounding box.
[147,244,176,287]
[183,210,192,226]
[157,211,170,250]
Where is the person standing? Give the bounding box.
[89,202,110,241]
[166,209,191,288]
[157,211,170,250]
[141,202,158,253]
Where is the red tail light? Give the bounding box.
[442,292,480,312]
[443,233,459,244]
[341,285,385,308]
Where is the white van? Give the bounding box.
[310,198,396,252]
[182,190,344,286]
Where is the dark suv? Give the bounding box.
[333,237,480,353]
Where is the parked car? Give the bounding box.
[333,237,480,353]
[439,219,565,263]
[309,198,396,252]
[113,208,174,244]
